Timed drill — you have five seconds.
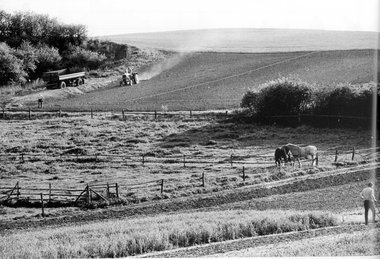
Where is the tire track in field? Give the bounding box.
[125,51,320,103]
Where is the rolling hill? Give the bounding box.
[98,28,379,52]
[48,49,379,111]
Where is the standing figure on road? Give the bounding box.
[360,182,377,225]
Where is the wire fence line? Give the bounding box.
[0,107,375,121]
[1,145,377,167]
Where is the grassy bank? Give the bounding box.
[0,210,338,258]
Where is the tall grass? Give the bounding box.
[0,210,339,258]
[219,228,380,257]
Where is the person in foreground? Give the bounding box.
[360,182,377,225]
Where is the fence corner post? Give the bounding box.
[160,179,164,193]
[40,193,45,217]
[352,147,355,160]
[115,183,119,198]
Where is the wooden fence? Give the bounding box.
[1,108,375,128]
[0,108,231,120]
[0,182,119,215]
[0,146,378,168]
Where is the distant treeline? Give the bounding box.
[0,10,132,86]
[240,77,378,128]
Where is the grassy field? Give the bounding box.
[99,28,378,52]
[45,49,378,111]
[0,209,339,258]
[0,113,374,220]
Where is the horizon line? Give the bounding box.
[93,27,380,38]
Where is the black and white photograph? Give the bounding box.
[0,0,379,257]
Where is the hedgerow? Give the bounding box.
[241,77,377,128]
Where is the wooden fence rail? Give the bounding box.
[1,146,377,168]
[1,181,120,211]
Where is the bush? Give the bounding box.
[0,42,27,85]
[64,45,106,70]
[241,77,312,116]
[314,86,373,117]
[240,77,377,128]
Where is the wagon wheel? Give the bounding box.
[77,78,84,86]
[59,81,67,89]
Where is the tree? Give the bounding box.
[34,44,62,77]
[14,41,38,77]
[0,42,27,85]
[64,45,106,70]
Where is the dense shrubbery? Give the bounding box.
[241,77,377,128]
[242,78,312,116]
[0,10,117,86]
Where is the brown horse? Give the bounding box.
[274,147,289,167]
[282,143,318,167]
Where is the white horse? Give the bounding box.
[282,143,318,167]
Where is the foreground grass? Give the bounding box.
[215,227,380,257]
[0,210,338,258]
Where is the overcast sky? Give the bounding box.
[0,0,379,36]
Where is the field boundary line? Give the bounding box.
[123,51,320,103]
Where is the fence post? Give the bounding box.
[242,166,245,181]
[58,109,61,117]
[115,183,119,198]
[142,154,145,165]
[183,155,186,167]
[334,149,338,163]
[86,185,90,204]
[230,154,233,167]
[49,183,51,203]
[122,109,125,120]
[316,153,319,166]
[28,108,31,120]
[352,147,355,160]
[2,108,4,119]
[16,181,20,201]
[91,109,93,119]
[21,153,24,163]
[190,110,192,118]
[225,111,228,118]
[154,110,157,120]
[160,179,164,193]
[202,172,205,187]
[107,183,110,198]
[40,193,45,217]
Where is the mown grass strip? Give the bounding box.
[0,210,339,258]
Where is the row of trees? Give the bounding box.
[240,77,377,127]
[0,10,107,86]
